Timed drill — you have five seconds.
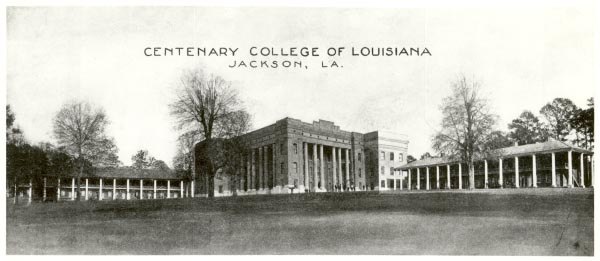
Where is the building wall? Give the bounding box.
[364,131,409,191]
[195,118,409,196]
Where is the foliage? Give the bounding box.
[420,152,432,160]
[52,101,120,200]
[170,69,251,197]
[432,75,497,189]
[482,131,513,151]
[507,111,549,145]
[569,98,594,149]
[539,98,578,141]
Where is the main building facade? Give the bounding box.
[194,118,409,196]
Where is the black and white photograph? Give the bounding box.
[3,0,597,257]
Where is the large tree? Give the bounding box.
[508,111,549,145]
[131,149,155,169]
[52,101,120,200]
[539,98,578,141]
[170,69,251,197]
[432,75,497,190]
[570,97,594,149]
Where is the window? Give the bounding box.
[390,152,395,161]
[218,185,223,194]
[293,162,298,173]
[399,153,404,162]
[280,143,284,153]
[381,180,385,188]
[380,166,385,175]
[358,152,362,162]
[380,151,385,160]
[358,168,362,177]
[281,162,286,174]
[293,143,298,154]
[390,167,394,175]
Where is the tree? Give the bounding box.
[432,75,497,190]
[6,105,25,145]
[508,111,549,145]
[540,98,578,141]
[482,130,513,150]
[420,152,432,160]
[170,69,251,198]
[151,160,170,171]
[131,150,151,169]
[570,97,594,150]
[52,101,119,200]
[406,155,417,163]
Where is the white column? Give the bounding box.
[99,178,103,200]
[393,178,397,190]
[591,156,595,188]
[258,147,263,190]
[303,143,308,191]
[458,164,462,190]
[332,146,337,191]
[446,165,451,189]
[126,179,130,200]
[28,178,32,203]
[426,167,430,190]
[400,172,403,190]
[337,148,342,190]
[532,155,537,188]
[140,180,144,199]
[246,156,251,192]
[85,178,89,200]
[71,178,75,201]
[568,150,573,188]
[416,168,420,190]
[153,180,157,199]
[345,148,350,189]
[113,179,116,200]
[167,180,171,198]
[191,180,195,197]
[436,166,440,189]
[320,144,325,191]
[313,144,318,192]
[251,149,256,191]
[484,160,488,189]
[263,146,268,190]
[515,157,520,188]
[408,169,412,190]
[181,180,184,198]
[551,153,557,187]
[499,158,503,189]
[580,153,585,188]
[57,178,61,201]
[43,177,47,202]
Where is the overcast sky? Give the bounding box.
[6,6,596,167]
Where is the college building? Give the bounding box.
[396,139,594,190]
[13,167,192,203]
[194,118,409,196]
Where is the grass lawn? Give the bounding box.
[6,188,594,255]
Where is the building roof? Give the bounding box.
[398,140,593,170]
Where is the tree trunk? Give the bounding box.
[469,163,475,190]
[207,173,215,198]
[77,157,83,201]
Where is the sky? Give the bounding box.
[6,6,596,167]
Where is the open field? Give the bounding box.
[6,188,594,255]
